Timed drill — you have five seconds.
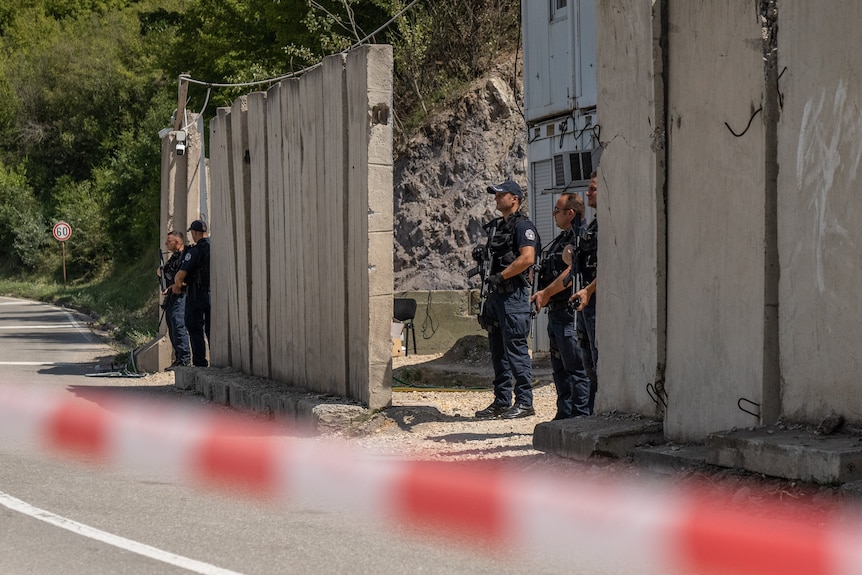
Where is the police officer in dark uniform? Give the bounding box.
[571,173,598,412]
[172,219,210,367]
[160,231,190,368]
[475,180,540,420]
[530,193,591,419]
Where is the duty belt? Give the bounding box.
[546,299,570,312]
[495,277,525,294]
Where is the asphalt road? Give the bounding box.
[1,296,636,575]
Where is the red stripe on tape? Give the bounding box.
[676,501,833,575]
[393,462,508,544]
[194,432,280,497]
[45,400,108,459]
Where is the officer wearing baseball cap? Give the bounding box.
[171,219,210,366]
[474,179,540,419]
[188,220,207,232]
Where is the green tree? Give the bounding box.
[0,163,48,270]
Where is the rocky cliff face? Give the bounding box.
[393,58,527,291]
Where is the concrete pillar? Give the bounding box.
[347,45,394,410]
[595,0,667,419]
[663,1,769,440]
[209,108,236,367]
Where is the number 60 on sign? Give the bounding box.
[53,221,72,242]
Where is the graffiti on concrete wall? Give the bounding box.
[796,79,862,294]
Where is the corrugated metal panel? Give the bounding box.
[522,0,597,122]
[575,0,597,108]
[522,2,551,115]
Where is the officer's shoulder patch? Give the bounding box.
[184,253,192,262]
[525,229,536,241]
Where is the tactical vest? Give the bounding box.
[538,228,575,307]
[576,218,597,285]
[487,212,535,288]
[163,251,184,287]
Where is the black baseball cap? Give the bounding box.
[188,220,208,232]
[487,180,524,200]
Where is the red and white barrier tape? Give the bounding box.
[1,383,861,575]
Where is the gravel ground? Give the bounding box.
[349,352,563,462]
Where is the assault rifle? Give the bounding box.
[158,249,168,328]
[158,249,168,293]
[531,236,553,320]
[467,219,498,328]
[567,233,583,314]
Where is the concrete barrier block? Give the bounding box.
[172,366,197,390]
[134,335,172,373]
[533,415,663,460]
[706,427,862,484]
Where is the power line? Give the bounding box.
[182,0,424,91]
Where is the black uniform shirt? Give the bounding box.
[180,238,210,293]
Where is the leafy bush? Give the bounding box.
[0,164,49,270]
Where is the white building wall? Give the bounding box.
[523,0,599,352]
[523,0,596,123]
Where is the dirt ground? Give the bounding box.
[349,351,561,461]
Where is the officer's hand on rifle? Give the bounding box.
[571,288,589,311]
[472,247,484,262]
[485,273,504,291]
[530,290,547,312]
[562,244,575,266]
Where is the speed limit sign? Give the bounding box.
[53,221,72,242]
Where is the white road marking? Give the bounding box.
[0,362,79,366]
[0,325,74,329]
[0,491,246,575]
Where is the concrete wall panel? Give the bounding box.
[778,2,862,424]
[247,92,270,378]
[299,67,324,388]
[664,0,766,440]
[209,108,235,367]
[183,118,203,229]
[282,79,305,385]
[266,83,286,382]
[347,47,372,405]
[595,0,665,418]
[159,136,173,339]
[230,97,252,373]
[322,54,349,396]
[184,47,393,408]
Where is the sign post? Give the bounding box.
[52,221,72,287]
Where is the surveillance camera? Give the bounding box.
[176,143,186,156]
